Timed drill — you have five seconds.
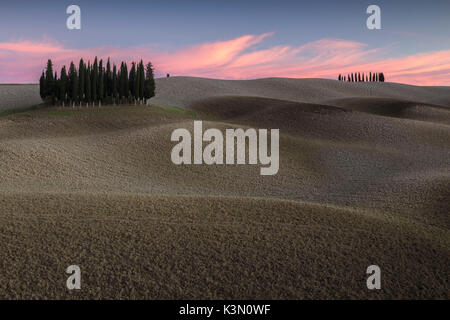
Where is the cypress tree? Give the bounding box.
[53,71,58,104]
[45,59,54,98]
[67,62,73,102]
[144,62,155,103]
[106,58,112,98]
[139,60,145,102]
[98,59,103,103]
[79,59,85,104]
[85,64,91,105]
[99,70,104,105]
[112,64,117,104]
[60,66,68,106]
[130,62,136,100]
[84,62,90,105]
[136,61,141,102]
[39,71,46,100]
[98,60,104,105]
[380,73,385,82]
[119,62,125,100]
[92,57,98,104]
[124,62,129,100]
[135,64,140,103]
[68,62,78,106]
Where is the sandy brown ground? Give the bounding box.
[153,77,450,108]
[0,78,449,299]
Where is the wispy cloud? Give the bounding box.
[1,33,449,85]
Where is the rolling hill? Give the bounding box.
[0,77,449,299]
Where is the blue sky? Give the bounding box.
[1,0,450,84]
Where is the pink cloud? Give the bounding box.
[1,34,449,86]
[0,40,66,54]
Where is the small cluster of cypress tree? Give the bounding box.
[39,58,156,106]
[338,72,385,83]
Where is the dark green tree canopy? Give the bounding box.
[338,71,386,83]
[39,57,156,105]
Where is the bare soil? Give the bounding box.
[0,78,449,299]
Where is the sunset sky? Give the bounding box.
[1,0,450,85]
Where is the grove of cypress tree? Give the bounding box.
[40,58,156,106]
